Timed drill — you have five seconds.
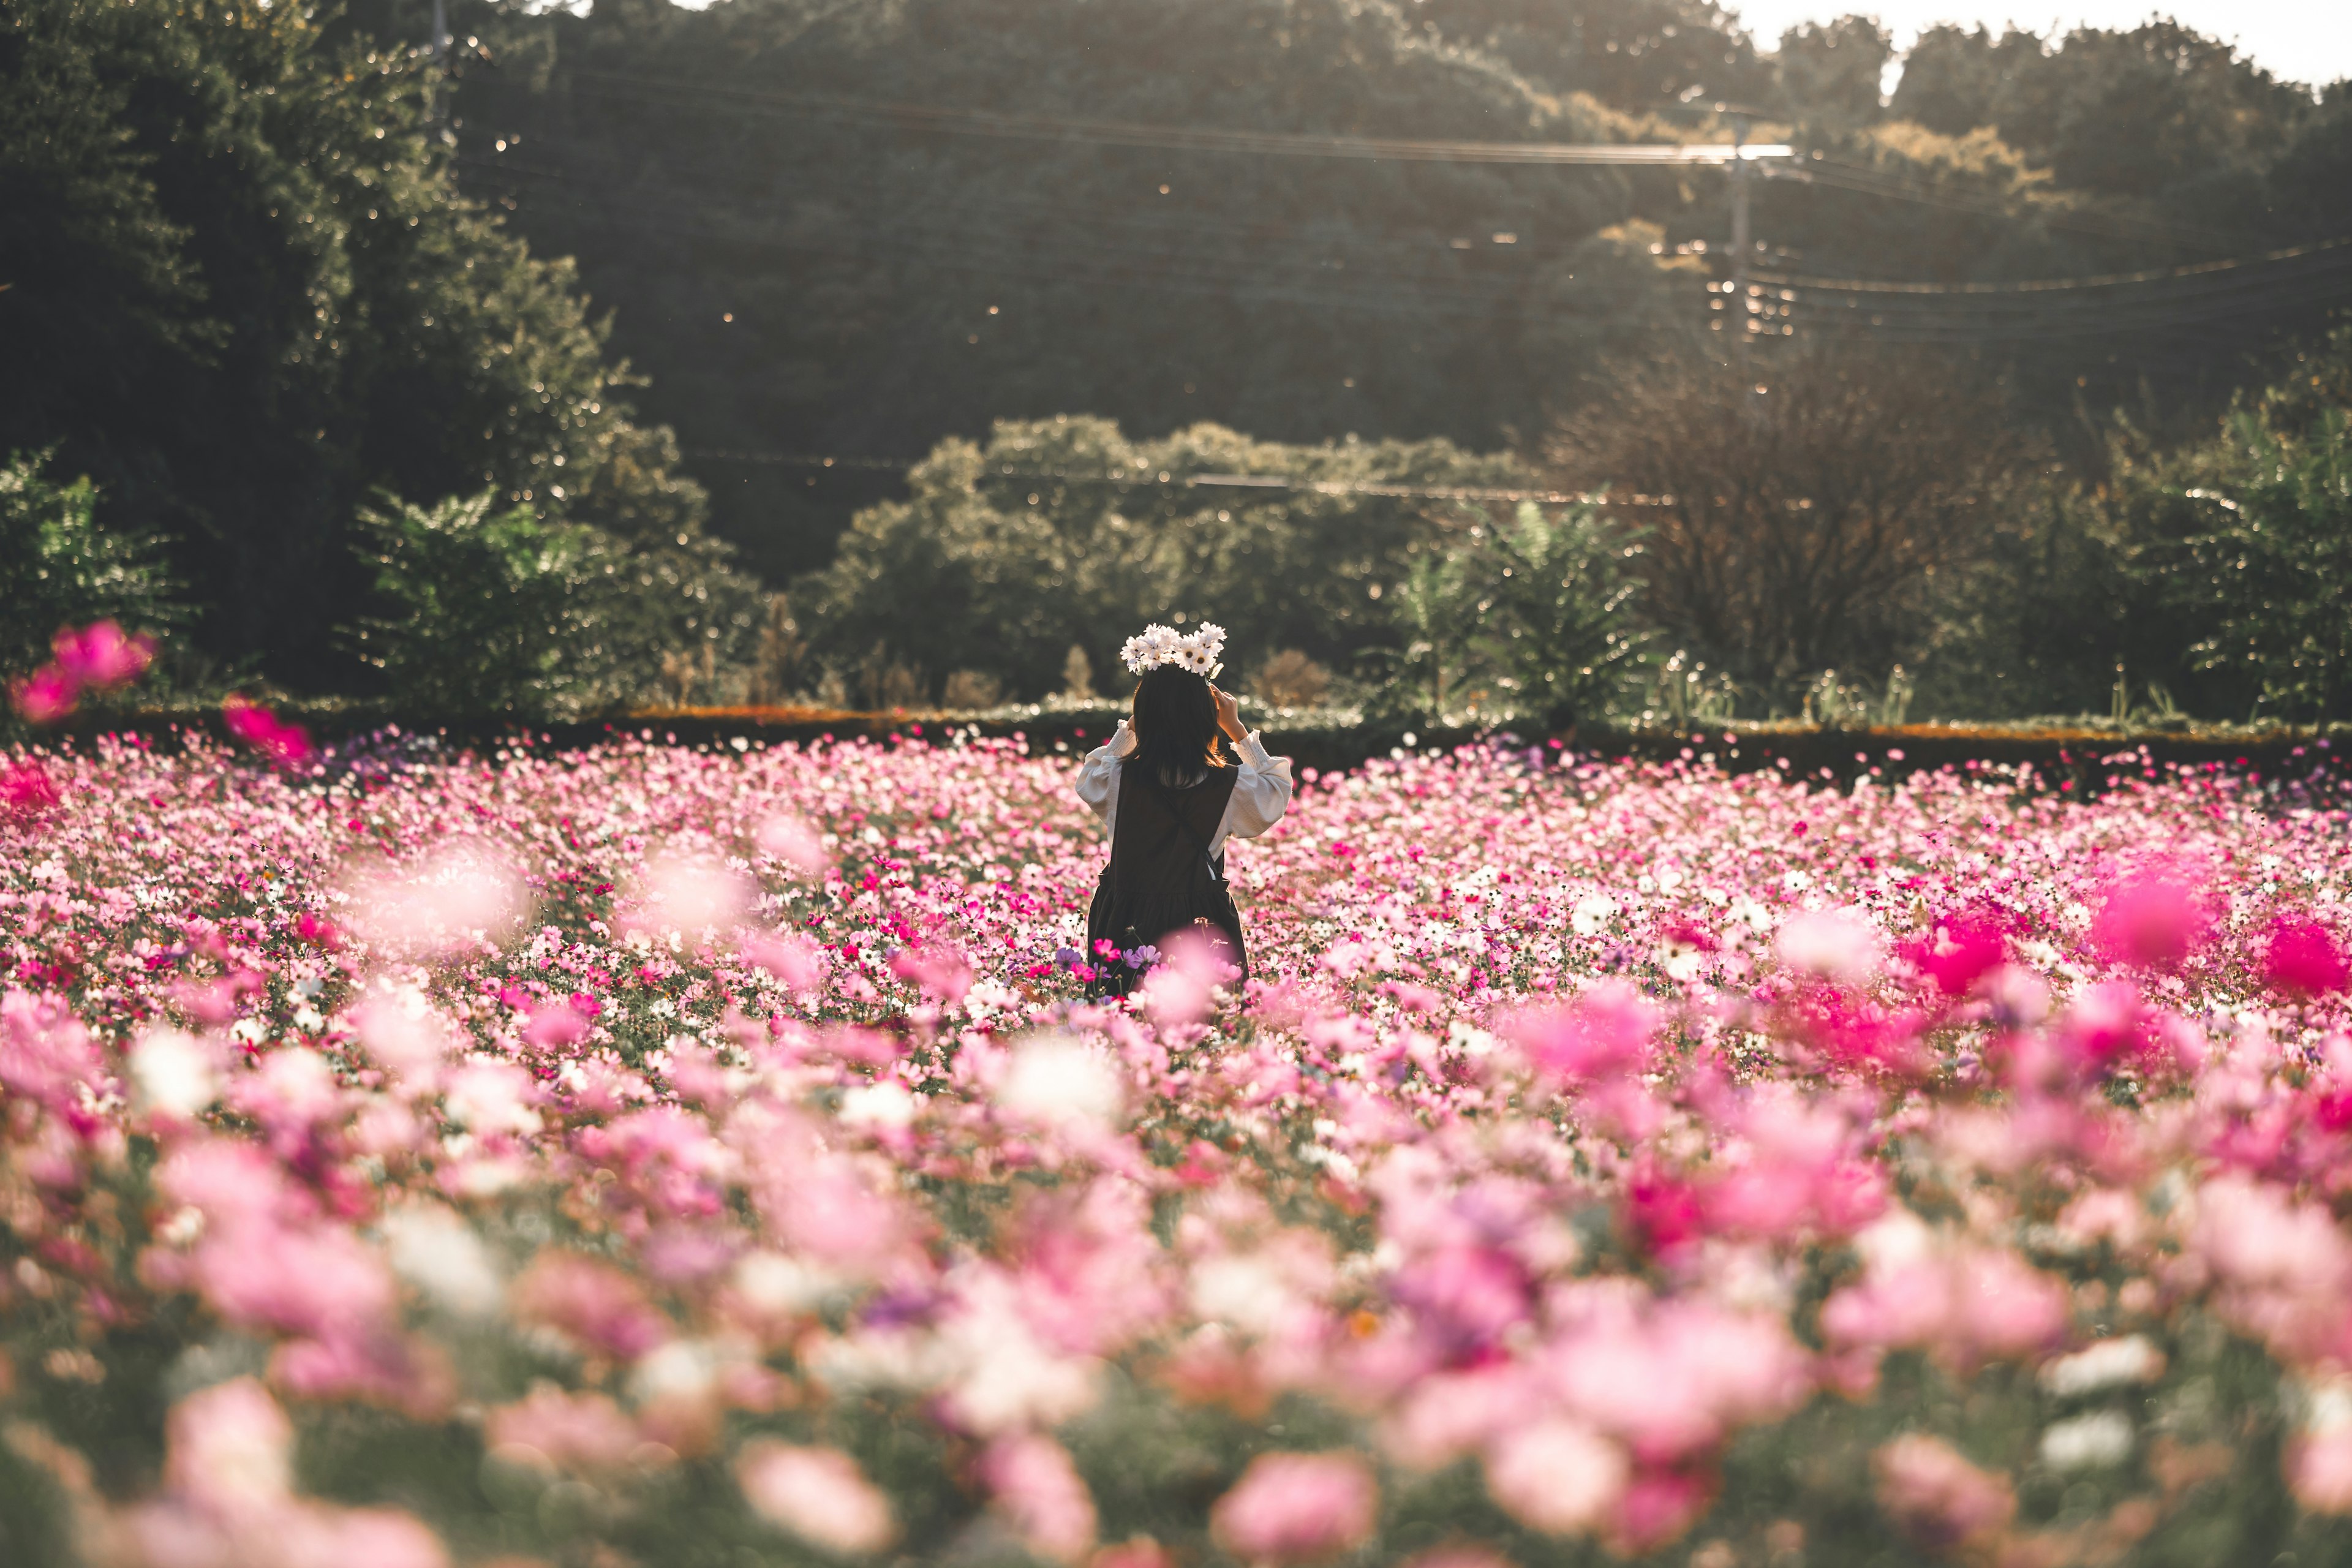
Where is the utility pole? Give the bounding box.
[1729,108,1752,369]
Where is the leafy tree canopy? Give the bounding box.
[0,0,734,688]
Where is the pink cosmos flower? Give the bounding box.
[1482,1420,1627,1536]
[742,931,827,991]
[2264,917,2350,998]
[755,811,830,877]
[1774,908,1883,984]
[892,943,974,1004]
[485,1384,644,1474]
[736,1441,897,1555]
[163,1376,295,1515]
[2290,1425,2352,1514]
[511,1252,673,1360]
[0,758,61,820]
[53,619,156,689]
[1210,1452,1379,1566]
[221,695,313,768]
[981,1434,1099,1564]
[2091,864,2212,969]
[12,663,78,723]
[1872,1434,2015,1548]
[1906,913,2007,996]
[1502,980,1656,1083]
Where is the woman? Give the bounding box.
[1076,624,1294,996]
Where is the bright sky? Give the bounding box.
[1727,0,2352,89]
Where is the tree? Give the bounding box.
[1459,502,1646,728]
[347,489,763,715]
[1773,17,1893,130]
[2169,408,2352,723]
[793,417,1525,701]
[1548,345,2027,710]
[0,0,739,687]
[0,448,184,678]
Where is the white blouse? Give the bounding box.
[1075,721,1295,858]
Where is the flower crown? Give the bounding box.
[1120,621,1226,679]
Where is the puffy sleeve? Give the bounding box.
[1222,730,1295,842]
[1074,720,1136,827]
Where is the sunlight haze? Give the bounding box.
[1728,0,2352,88]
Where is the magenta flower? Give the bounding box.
[11,663,78,723]
[53,619,156,690]
[1210,1452,1379,1565]
[1,759,62,820]
[2263,917,2350,997]
[1872,1434,2015,1549]
[222,693,314,768]
[2091,864,2212,968]
[1907,913,2007,996]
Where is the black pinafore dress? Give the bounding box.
[1084,762,1248,998]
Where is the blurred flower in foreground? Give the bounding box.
[222,694,313,769]
[736,1440,897,1554]
[11,663,81,723]
[2264,916,2350,998]
[1872,1434,2015,1551]
[1775,907,1883,985]
[9,620,154,724]
[2092,862,2212,969]
[756,811,830,878]
[55,619,156,689]
[981,1433,1099,1563]
[341,843,531,958]
[624,850,755,940]
[998,1031,1126,1129]
[1210,1452,1378,1566]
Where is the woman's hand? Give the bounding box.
[1210,684,1247,742]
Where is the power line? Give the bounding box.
[555,70,1797,168]
[1757,235,2352,296]
[1767,159,2248,254]
[676,449,1675,505]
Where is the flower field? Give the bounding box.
[4,723,2352,1568]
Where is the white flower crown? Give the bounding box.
[1120,621,1226,679]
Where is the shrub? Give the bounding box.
[1367,503,1647,726]
[1550,345,2026,710]
[2168,408,2352,723]
[345,492,592,714]
[792,418,1525,701]
[941,669,1003,710]
[1250,649,1332,710]
[0,448,182,677]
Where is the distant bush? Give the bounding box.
[793,417,1525,701]
[1550,344,2026,714]
[346,491,760,717]
[1250,649,1332,710]
[1367,501,1646,726]
[0,448,183,677]
[1922,321,2352,726]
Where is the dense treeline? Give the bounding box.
[4,0,2349,720]
[0,0,753,695]
[417,0,2352,576]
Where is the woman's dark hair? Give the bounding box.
[1130,665,1228,786]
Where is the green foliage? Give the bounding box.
[1458,502,1647,727]
[349,490,763,717]
[0,448,183,675]
[1359,502,1648,725]
[347,492,589,715]
[0,0,732,686]
[432,0,2351,573]
[2171,407,2352,723]
[792,418,1525,703]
